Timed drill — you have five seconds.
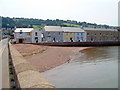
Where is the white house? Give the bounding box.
[14,28,41,43]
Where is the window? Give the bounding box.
[35,37,38,40]
[35,37,38,43]
[48,32,50,34]
[66,32,68,35]
[47,36,51,41]
[26,32,30,36]
[81,33,83,36]
[91,37,93,41]
[42,38,44,41]
[35,32,37,36]
[59,32,60,35]
[53,37,56,42]
[87,33,89,35]
[117,37,118,40]
[41,33,44,38]
[20,30,23,34]
[100,33,101,35]
[81,37,83,41]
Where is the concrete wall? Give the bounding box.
[0,39,10,88]
[9,43,55,88]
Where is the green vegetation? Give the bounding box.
[62,23,80,27]
[33,24,46,30]
[1,16,112,29]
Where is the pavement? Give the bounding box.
[0,38,9,89]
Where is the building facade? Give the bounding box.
[41,26,63,42]
[41,26,119,42]
[74,32,86,42]
[62,27,86,42]
[84,28,118,42]
[14,28,41,43]
[14,26,119,43]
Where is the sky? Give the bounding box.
[0,0,119,26]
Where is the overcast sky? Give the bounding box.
[0,0,119,26]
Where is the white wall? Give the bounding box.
[14,28,42,43]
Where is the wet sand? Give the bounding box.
[13,44,91,72]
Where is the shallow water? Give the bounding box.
[42,46,118,88]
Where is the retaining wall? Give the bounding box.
[9,43,55,88]
[1,39,10,88]
[20,41,120,46]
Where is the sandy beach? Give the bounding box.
[13,44,90,72]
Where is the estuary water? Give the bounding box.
[42,47,119,88]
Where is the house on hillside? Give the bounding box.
[14,28,41,43]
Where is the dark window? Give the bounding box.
[53,37,56,42]
[81,33,83,35]
[35,32,37,36]
[19,39,23,43]
[91,37,93,41]
[59,32,60,35]
[70,38,73,42]
[87,33,89,35]
[48,32,50,35]
[35,37,38,40]
[42,38,44,41]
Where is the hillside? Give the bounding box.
[1,16,112,29]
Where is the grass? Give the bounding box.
[9,68,14,74]
[63,23,80,27]
[33,24,46,30]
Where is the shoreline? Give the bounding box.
[13,44,93,72]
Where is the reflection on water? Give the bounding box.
[73,47,118,64]
[42,47,118,88]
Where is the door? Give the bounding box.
[19,39,23,43]
[70,38,73,42]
